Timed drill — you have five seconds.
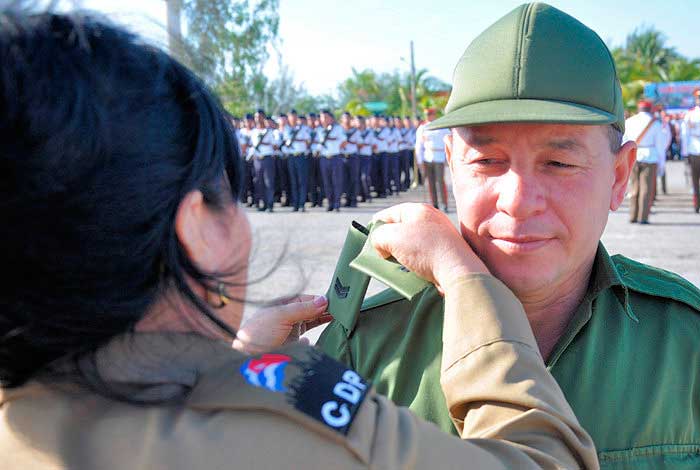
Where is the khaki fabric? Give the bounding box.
[629,162,656,222]
[1,275,597,469]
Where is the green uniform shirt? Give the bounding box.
[318,243,700,469]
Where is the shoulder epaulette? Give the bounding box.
[613,254,700,312]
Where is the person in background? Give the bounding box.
[355,115,375,203]
[625,100,667,224]
[307,112,324,208]
[401,116,416,190]
[414,107,449,212]
[340,112,361,208]
[285,110,313,212]
[318,110,346,212]
[681,89,700,213]
[251,109,277,212]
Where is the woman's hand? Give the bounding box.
[371,203,489,293]
[233,295,331,354]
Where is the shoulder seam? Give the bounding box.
[612,255,700,311]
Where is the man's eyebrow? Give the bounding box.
[544,138,584,151]
[466,133,497,146]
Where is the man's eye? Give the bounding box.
[473,158,502,165]
[547,160,575,169]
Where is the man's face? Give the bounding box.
[446,123,633,296]
[340,114,351,127]
[289,114,298,127]
[320,113,332,127]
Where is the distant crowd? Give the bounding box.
[229,109,422,212]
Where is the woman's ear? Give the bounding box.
[175,190,214,270]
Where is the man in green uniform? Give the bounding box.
[319,3,700,469]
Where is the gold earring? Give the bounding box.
[209,282,230,309]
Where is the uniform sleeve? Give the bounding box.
[681,118,689,157]
[343,274,598,469]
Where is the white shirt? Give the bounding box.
[374,126,391,153]
[343,127,362,155]
[387,127,402,153]
[623,112,666,164]
[319,123,347,157]
[282,124,313,155]
[415,123,449,163]
[681,107,700,157]
[400,127,415,151]
[358,129,375,157]
[249,127,277,158]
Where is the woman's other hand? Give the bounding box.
[233,295,330,354]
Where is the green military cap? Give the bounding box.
[429,2,625,133]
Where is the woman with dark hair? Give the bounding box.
[0,11,598,469]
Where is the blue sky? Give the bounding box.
[73,0,700,96]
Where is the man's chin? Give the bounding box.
[483,253,559,296]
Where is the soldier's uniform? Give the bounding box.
[284,113,313,212]
[356,119,375,203]
[372,119,391,197]
[399,119,415,190]
[387,121,402,194]
[681,91,700,213]
[250,124,277,212]
[238,115,255,207]
[342,122,362,207]
[624,102,668,223]
[308,114,324,207]
[319,118,346,212]
[0,276,597,469]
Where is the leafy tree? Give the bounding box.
[165,0,280,114]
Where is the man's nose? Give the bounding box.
[495,170,546,219]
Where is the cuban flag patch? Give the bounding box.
[240,353,291,393]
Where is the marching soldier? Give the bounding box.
[372,115,391,197]
[250,109,277,212]
[387,116,402,194]
[285,110,313,212]
[318,110,347,212]
[355,115,375,203]
[239,113,255,207]
[401,116,416,190]
[340,112,362,207]
[681,89,700,213]
[308,112,324,207]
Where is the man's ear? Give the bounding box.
[175,190,216,270]
[610,141,637,211]
[445,131,453,170]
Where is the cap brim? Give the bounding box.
[427,99,618,130]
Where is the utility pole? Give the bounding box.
[165,0,183,59]
[410,40,417,121]
[409,40,421,188]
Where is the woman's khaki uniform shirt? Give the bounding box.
[0,275,598,469]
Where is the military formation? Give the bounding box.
[231,109,420,212]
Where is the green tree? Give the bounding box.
[166,0,280,115]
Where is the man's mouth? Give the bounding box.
[488,235,554,253]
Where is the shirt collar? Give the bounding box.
[587,243,637,322]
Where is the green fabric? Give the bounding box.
[318,243,700,469]
[428,3,625,132]
[325,221,430,334]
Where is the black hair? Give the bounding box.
[0,12,243,388]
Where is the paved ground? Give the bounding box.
[242,160,700,340]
